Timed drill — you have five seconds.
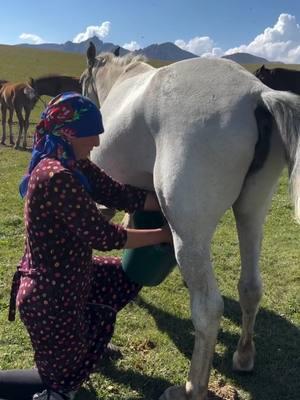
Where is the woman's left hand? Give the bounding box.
[144,192,161,211]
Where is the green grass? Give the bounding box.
[0,46,299,399]
[1,150,299,400]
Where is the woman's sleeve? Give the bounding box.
[76,159,147,212]
[48,170,127,251]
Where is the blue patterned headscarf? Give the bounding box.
[19,92,104,198]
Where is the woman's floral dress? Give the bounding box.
[9,157,147,392]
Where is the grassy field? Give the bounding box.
[0,45,299,400]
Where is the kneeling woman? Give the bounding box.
[3,92,172,400]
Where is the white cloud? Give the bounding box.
[174,13,300,63]
[19,33,44,44]
[73,21,111,43]
[201,47,223,58]
[225,13,300,63]
[122,41,141,51]
[175,36,217,56]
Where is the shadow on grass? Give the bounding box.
[1,296,297,399]
[87,364,173,400]
[133,296,300,400]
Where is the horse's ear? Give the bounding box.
[114,46,120,57]
[87,42,96,68]
[28,77,37,91]
[261,64,266,71]
[28,77,35,88]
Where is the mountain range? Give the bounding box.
[16,36,270,64]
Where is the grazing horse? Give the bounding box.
[29,74,82,98]
[80,44,300,400]
[0,81,37,148]
[254,64,300,94]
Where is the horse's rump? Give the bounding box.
[0,81,37,148]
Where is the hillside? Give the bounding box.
[223,52,269,64]
[0,44,85,82]
[18,36,121,57]
[1,44,300,84]
[17,36,197,61]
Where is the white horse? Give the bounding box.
[80,43,300,400]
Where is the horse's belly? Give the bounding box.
[91,133,155,190]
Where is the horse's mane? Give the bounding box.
[96,52,147,67]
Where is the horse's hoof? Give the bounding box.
[232,349,254,372]
[1,141,5,145]
[159,386,187,400]
[14,144,19,150]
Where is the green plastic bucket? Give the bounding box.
[122,211,177,286]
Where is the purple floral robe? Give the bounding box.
[10,157,147,392]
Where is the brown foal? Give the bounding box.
[0,81,37,149]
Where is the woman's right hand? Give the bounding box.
[124,223,173,249]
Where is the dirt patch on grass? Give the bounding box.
[208,379,240,400]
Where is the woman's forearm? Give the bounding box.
[124,228,170,249]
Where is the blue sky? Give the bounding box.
[1,0,300,62]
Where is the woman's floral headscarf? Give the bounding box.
[19,92,104,197]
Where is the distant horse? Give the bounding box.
[29,74,82,98]
[0,81,37,148]
[254,64,300,94]
[80,43,300,400]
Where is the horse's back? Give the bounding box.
[104,57,263,134]
[95,57,265,190]
[151,57,261,108]
[144,58,263,153]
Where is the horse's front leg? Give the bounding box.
[160,245,223,400]
[1,104,7,144]
[23,107,31,149]
[8,108,14,145]
[14,107,24,149]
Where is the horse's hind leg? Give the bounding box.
[1,104,7,144]
[154,151,249,400]
[232,201,265,371]
[8,107,14,145]
[14,107,24,149]
[232,132,285,371]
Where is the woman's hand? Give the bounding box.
[160,224,173,244]
[124,223,173,249]
[143,192,161,211]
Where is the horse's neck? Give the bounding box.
[35,78,54,95]
[123,61,154,79]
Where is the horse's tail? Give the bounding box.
[261,90,300,222]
